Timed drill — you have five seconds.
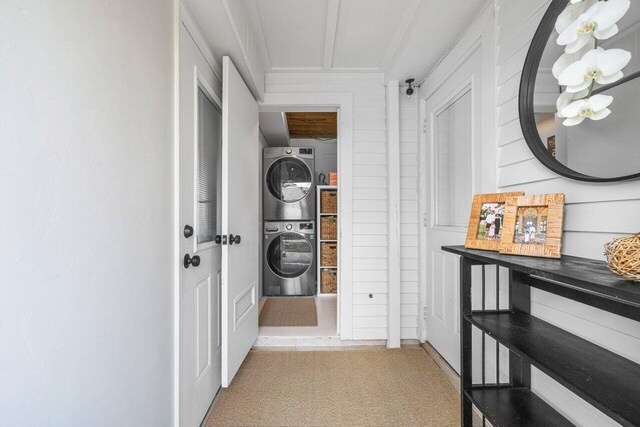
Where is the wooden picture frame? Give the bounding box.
[500,193,565,259]
[465,192,525,251]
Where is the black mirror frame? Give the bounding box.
[519,0,640,182]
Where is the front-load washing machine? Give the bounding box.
[263,147,315,220]
[263,221,316,296]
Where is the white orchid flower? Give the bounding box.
[558,47,631,93]
[556,0,598,34]
[552,43,594,80]
[556,89,590,118]
[560,94,613,126]
[557,92,576,118]
[557,0,630,54]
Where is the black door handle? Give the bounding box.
[215,235,222,244]
[183,224,194,238]
[184,254,201,268]
[229,234,241,245]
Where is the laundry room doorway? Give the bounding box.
[257,94,354,343]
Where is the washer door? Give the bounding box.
[267,232,313,278]
[266,157,312,202]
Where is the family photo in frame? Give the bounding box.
[477,203,505,241]
[513,206,548,245]
[465,192,565,259]
[465,192,524,251]
[499,193,565,259]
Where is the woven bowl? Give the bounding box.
[604,233,640,282]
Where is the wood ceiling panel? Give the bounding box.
[286,112,337,139]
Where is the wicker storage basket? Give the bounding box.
[321,216,337,240]
[321,269,337,293]
[321,242,337,267]
[605,233,640,282]
[321,190,338,213]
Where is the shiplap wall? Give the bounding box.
[399,93,419,340]
[495,0,640,424]
[264,73,390,340]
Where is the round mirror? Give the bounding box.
[520,0,640,181]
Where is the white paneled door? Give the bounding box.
[180,27,223,427]
[220,57,260,387]
[422,47,483,372]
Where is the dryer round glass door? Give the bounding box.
[267,232,313,278]
[266,157,312,202]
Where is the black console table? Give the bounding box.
[442,246,640,427]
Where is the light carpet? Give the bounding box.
[205,348,460,426]
[259,297,318,327]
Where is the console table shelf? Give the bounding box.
[466,387,572,427]
[468,312,640,426]
[442,245,640,427]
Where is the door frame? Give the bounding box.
[417,3,496,343]
[260,92,354,340]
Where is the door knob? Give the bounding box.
[229,234,241,245]
[183,224,194,238]
[184,254,201,268]
[215,235,222,244]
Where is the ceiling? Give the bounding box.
[259,112,338,146]
[244,0,486,79]
[259,112,290,146]
[183,0,487,98]
[286,112,337,139]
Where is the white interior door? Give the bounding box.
[423,48,482,372]
[221,56,259,387]
[179,26,222,427]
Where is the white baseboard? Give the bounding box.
[421,341,487,426]
[421,341,460,393]
[253,337,419,351]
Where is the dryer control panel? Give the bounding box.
[264,221,315,234]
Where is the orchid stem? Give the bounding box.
[586,38,600,99]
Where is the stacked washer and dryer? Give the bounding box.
[263,147,316,296]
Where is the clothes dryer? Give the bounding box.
[263,147,315,220]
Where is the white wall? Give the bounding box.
[0,1,175,425]
[399,93,420,340]
[264,73,389,340]
[495,0,640,425]
[289,138,338,179]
